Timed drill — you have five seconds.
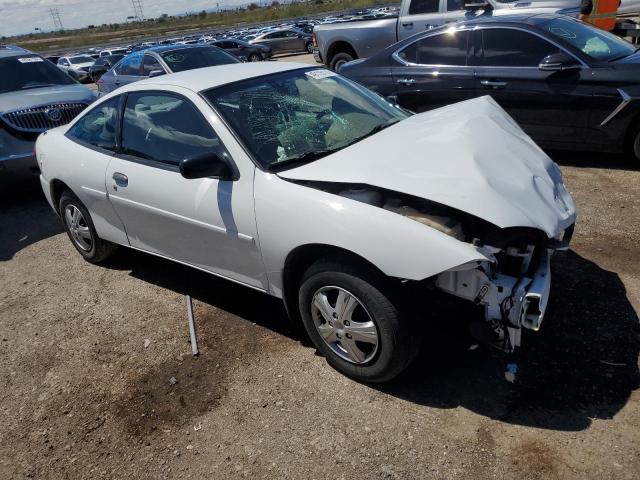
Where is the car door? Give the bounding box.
[474,27,591,146]
[397,0,444,41]
[223,41,244,58]
[105,90,266,289]
[63,96,129,245]
[267,32,287,53]
[391,28,476,112]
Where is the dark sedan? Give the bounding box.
[209,38,272,62]
[340,15,640,162]
[88,53,125,82]
[97,44,240,94]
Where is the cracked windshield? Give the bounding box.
[204,68,409,169]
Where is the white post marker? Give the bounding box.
[185,295,199,356]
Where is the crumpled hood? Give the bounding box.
[279,96,576,239]
[0,84,95,113]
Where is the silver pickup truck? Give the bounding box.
[313,0,640,70]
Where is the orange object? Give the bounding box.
[585,0,619,31]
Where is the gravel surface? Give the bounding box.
[1,130,639,477]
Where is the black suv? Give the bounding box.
[0,45,95,183]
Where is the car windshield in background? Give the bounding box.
[0,56,75,94]
[69,56,95,64]
[543,17,636,61]
[160,47,240,72]
[203,68,409,170]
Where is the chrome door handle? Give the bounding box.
[480,80,508,88]
[112,172,128,189]
[397,78,415,85]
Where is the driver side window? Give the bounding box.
[115,55,143,76]
[120,92,221,166]
[408,0,440,14]
[141,54,164,76]
[482,28,561,67]
[67,96,120,151]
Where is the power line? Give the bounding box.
[49,8,64,31]
[131,0,145,21]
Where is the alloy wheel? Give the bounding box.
[64,204,93,252]
[311,286,379,364]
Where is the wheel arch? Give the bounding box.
[326,41,358,66]
[50,178,73,214]
[281,243,387,324]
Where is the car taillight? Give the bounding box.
[312,33,317,48]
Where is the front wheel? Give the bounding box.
[298,259,422,383]
[59,192,117,263]
[247,53,261,62]
[305,41,314,54]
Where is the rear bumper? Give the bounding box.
[313,48,323,64]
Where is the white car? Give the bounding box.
[36,62,576,382]
[57,55,95,83]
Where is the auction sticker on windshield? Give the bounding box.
[305,69,336,80]
[18,57,44,63]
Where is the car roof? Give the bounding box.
[134,61,315,92]
[0,44,33,59]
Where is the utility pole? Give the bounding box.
[131,0,145,21]
[49,8,64,31]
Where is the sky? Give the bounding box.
[0,0,253,37]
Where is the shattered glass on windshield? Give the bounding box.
[204,69,408,169]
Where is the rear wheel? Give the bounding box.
[329,52,354,71]
[59,192,117,263]
[298,259,422,383]
[248,53,261,62]
[305,41,314,54]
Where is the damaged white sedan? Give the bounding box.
[37,62,576,382]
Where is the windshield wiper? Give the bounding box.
[267,147,342,171]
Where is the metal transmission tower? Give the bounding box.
[49,8,64,30]
[131,0,145,21]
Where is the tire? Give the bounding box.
[248,53,261,62]
[329,52,354,71]
[59,191,117,263]
[305,41,314,54]
[298,258,422,383]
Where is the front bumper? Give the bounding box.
[436,247,555,351]
[0,153,39,183]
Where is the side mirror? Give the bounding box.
[539,52,581,72]
[179,152,236,180]
[148,69,165,78]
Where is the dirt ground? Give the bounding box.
[1,127,639,477]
